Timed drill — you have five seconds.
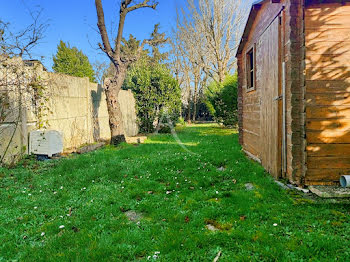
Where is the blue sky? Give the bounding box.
[0,0,186,70]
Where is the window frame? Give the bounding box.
[245,45,256,92]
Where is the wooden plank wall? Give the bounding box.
[238,0,307,184]
[283,0,305,185]
[305,2,350,185]
[239,0,285,161]
[257,18,281,177]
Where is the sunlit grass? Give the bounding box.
[0,124,349,261]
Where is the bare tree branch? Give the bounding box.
[94,0,163,144]
[95,0,161,68]
[125,0,158,13]
[95,0,115,62]
[0,8,49,59]
[173,0,245,83]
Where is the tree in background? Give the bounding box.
[93,60,108,84]
[171,0,244,122]
[169,35,191,121]
[171,8,206,122]
[95,0,166,145]
[178,0,244,83]
[123,50,181,133]
[205,74,238,127]
[52,40,96,82]
[103,33,179,133]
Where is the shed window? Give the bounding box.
[246,47,255,92]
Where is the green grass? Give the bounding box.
[1,124,350,261]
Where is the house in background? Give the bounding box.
[236,0,350,186]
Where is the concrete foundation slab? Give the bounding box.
[309,186,350,198]
[125,136,147,144]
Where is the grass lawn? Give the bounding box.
[1,124,350,261]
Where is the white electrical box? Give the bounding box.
[29,130,63,157]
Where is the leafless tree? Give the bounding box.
[171,11,207,121]
[173,0,245,84]
[93,60,109,84]
[169,32,191,120]
[0,9,49,58]
[95,0,166,145]
[0,9,49,166]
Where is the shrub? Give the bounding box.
[123,60,181,133]
[177,117,185,126]
[157,124,172,134]
[205,74,238,127]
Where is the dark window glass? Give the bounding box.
[246,48,255,90]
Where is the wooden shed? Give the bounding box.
[236,0,350,186]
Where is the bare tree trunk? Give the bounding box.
[218,62,225,83]
[192,79,198,121]
[187,89,192,122]
[192,99,197,121]
[104,67,127,145]
[95,0,165,145]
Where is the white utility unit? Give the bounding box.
[29,130,63,157]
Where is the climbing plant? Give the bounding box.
[0,10,49,165]
[0,58,51,166]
